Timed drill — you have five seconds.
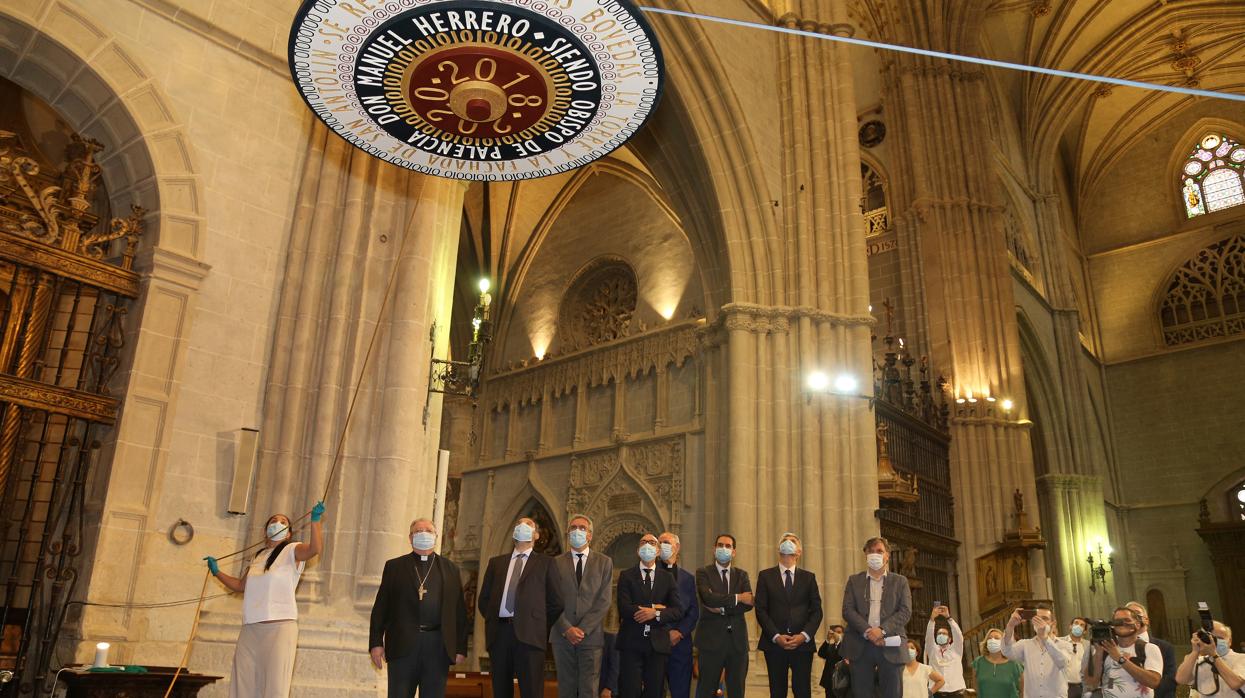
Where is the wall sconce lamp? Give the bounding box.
[427,278,493,406]
[1086,540,1114,593]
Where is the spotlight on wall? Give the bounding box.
[833,373,859,395]
[1086,540,1114,593]
[807,371,831,392]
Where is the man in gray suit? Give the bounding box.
[552,514,615,698]
[840,537,911,698]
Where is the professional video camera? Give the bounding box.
[1084,618,1127,643]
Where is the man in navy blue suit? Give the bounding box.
[658,531,699,698]
[617,533,684,698]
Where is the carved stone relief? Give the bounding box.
[559,257,638,351]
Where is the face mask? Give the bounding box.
[908,649,918,661]
[638,544,658,563]
[714,547,733,565]
[1071,625,1084,638]
[1217,639,1230,657]
[866,553,885,571]
[936,634,950,646]
[411,532,436,550]
[266,522,290,541]
[779,540,798,556]
[569,529,589,549]
[986,639,1002,653]
[513,523,534,542]
[659,542,675,561]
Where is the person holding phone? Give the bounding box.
[1003,605,1070,698]
[924,605,964,698]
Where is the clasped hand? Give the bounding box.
[633,607,659,623]
[777,634,806,650]
[865,627,885,646]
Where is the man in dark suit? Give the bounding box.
[617,533,685,698]
[755,533,823,698]
[1126,601,1177,698]
[369,518,469,698]
[552,515,615,698]
[840,537,911,698]
[818,625,845,692]
[600,632,620,698]
[478,516,565,698]
[658,531,700,698]
[694,533,754,698]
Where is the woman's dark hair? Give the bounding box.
[264,515,293,572]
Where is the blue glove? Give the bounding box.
[204,556,220,576]
[311,501,326,523]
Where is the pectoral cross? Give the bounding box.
[419,584,427,601]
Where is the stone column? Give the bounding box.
[871,1,1043,620]
[250,124,464,610]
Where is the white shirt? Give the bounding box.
[1189,651,1245,698]
[925,619,966,692]
[498,549,531,618]
[1005,634,1071,698]
[241,543,305,625]
[867,573,885,629]
[1102,642,1163,698]
[1059,637,1091,684]
[902,662,936,698]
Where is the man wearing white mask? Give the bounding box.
[369,519,469,698]
[552,515,615,698]
[1175,621,1244,698]
[755,533,823,698]
[840,537,912,698]
[479,517,565,698]
[924,605,966,698]
[1058,618,1091,698]
[1003,605,1071,698]
[694,533,754,698]
[617,533,684,698]
[658,531,699,698]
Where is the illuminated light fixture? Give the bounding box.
[1086,540,1114,593]
[92,642,110,668]
[833,373,859,394]
[427,277,494,410]
[986,396,997,403]
[807,371,831,392]
[478,277,491,294]
[1001,399,1014,412]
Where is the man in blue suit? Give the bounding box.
[658,531,700,698]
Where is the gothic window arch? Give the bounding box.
[558,257,638,351]
[861,162,889,236]
[1159,234,1245,346]
[1230,480,1245,522]
[1180,132,1245,218]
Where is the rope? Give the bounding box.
[638,6,1245,103]
[159,197,423,696]
[161,571,209,698]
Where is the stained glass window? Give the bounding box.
[1181,133,1245,218]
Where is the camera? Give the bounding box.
[1017,607,1038,621]
[1085,618,1126,643]
[1196,602,1214,645]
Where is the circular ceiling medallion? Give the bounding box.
[289,0,664,181]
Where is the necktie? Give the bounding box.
[785,569,793,593]
[644,568,652,592]
[504,554,526,615]
[575,554,584,587]
[721,568,729,590]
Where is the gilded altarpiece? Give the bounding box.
[0,96,142,695]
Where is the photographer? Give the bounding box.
[1175,621,1244,698]
[924,606,965,698]
[1004,605,1071,698]
[1084,608,1162,698]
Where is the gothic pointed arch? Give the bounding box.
[1157,233,1245,347]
